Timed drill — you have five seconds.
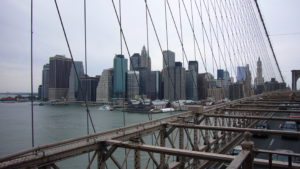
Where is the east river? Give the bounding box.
[0,102,178,168]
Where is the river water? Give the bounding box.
[0,102,178,168]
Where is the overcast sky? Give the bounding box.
[0,0,299,93]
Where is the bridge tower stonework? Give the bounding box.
[292,70,300,90]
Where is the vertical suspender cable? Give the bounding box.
[119,0,123,55]
[84,0,89,137]
[83,0,91,166]
[30,0,34,148]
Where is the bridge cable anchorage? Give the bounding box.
[53,0,96,133]
[30,0,34,148]
[253,0,285,83]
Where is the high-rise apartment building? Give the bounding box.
[48,55,72,101]
[113,54,128,98]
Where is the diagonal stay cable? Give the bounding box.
[53,0,96,133]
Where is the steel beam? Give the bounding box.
[168,123,300,136]
[223,108,300,113]
[203,114,300,122]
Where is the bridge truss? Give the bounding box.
[1,90,300,169]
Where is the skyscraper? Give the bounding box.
[41,63,49,100]
[67,61,84,101]
[186,70,198,100]
[78,75,99,101]
[217,69,224,80]
[174,62,186,100]
[130,46,151,71]
[254,57,264,87]
[113,54,128,98]
[162,50,175,69]
[96,68,113,103]
[147,71,162,100]
[48,55,72,101]
[162,62,186,101]
[237,66,247,82]
[140,46,151,70]
[130,53,140,71]
[186,61,198,100]
[188,61,198,74]
[127,71,140,99]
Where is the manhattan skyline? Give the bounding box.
[0,0,299,92]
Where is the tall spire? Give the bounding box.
[141,45,147,57]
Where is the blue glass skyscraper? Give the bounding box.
[113,54,128,98]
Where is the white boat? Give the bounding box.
[98,105,113,111]
[130,100,140,105]
[161,108,175,112]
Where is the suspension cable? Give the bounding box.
[53,0,96,133]
[253,0,285,83]
[30,0,34,148]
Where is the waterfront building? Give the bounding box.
[254,57,264,87]
[48,55,72,101]
[188,61,198,74]
[38,85,42,100]
[78,75,100,101]
[162,50,175,69]
[127,71,140,99]
[67,61,84,101]
[113,54,128,98]
[41,63,49,100]
[96,68,113,103]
